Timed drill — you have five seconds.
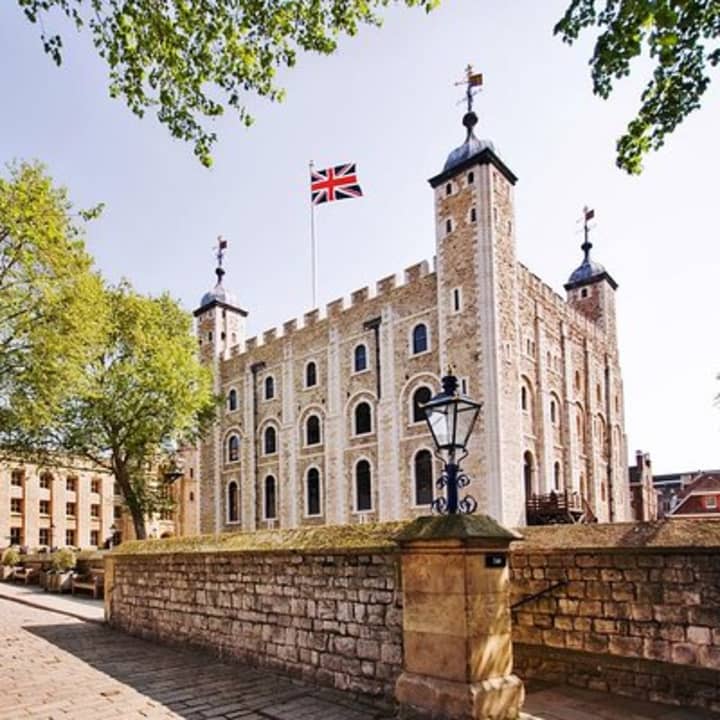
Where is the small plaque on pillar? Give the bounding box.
[485,553,507,568]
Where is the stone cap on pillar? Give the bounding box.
[395,514,522,549]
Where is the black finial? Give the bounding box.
[215,235,228,284]
[581,207,595,262]
[455,65,483,138]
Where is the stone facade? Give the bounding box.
[510,525,720,712]
[106,519,720,714]
[107,547,403,702]
[0,459,114,549]
[194,114,630,535]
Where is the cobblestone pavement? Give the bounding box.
[1,596,717,720]
[1,598,392,719]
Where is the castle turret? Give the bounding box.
[194,237,248,362]
[565,209,618,338]
[430,68,524,526]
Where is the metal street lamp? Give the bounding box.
[109,523,118,550]
[422,370,482,514]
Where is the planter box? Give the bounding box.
[46,571,74,593]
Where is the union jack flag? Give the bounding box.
[311,163,363,205]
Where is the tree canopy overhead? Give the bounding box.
[17,0,437,167]
[555,0,719,174]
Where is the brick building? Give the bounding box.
[668,472,720,518]
[194,103,631,533]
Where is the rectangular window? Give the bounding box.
[11,498,22,514]
[114,505,123,519]
[10,527,22,545]
[66,477,77,492]
[706,496,717,509]
[452,287,462,313]
[66,502,76,517]
[90,504,100,518]
[39,528,50,546]
[65,529,75,546]
[460,378,469,395]
[91,479,101,494]
[11,471,23,487]
[90,530,99,547]
[39,500,51,516]
[39,474,51,489]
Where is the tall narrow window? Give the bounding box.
[264,476,277,520]
[227,481,239,523]
[412,324,428,355]
[550,399,557,424]
[523,452,534,500]
[306,468,321,516]
[11,470,23,487]
[521,386,528,411]
[228,389,238,411]
[354,402,372,435]
[355,460,372,511]
[412,386,432,424]
[445,219,452,234]
[40,473,52,489]
[467,171,475,184]
[264,376,275,400]
[470,207,477,223]
[228,435,240,462]
[553,462,561,491]
[306,361,317,387]
[354,344,367,372]
[306,415,321,446]
[452,287,462,312]
[414,450,433,506]
[264,426,277,455]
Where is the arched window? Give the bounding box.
[414,450,433,506]
[264,376,275,400]
[227,435,240,462]
[306,361,317,388]
[228,389,238,412]
[306,468,321,516]
[354,344,367,373]
[306,415,321,446]
[264,476,277,520]
[227,481,239,523]
[523,451,534,500]
[355,460,372,512]
[412,324,428,355]
[553,461,561,491]
[264,426,277,455]
[550,398,557,424]
[521,386,528,411]
[354,402,372,435]
[412,386,432,424]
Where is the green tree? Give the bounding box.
[0,162,104,445]
[49,283,217,540]
[16,0,436,167]
[555,0,719,174]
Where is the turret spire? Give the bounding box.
[455,64,484,140]
[581,206,594,263]
[215,235,228,285]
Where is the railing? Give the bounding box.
[526,490,591,525]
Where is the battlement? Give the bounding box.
[215,257,437,358]
[517,263,607,344]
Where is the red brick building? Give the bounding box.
[669,472,720,518]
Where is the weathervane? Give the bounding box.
[455,64,484,113]
[214,235,228,283]
[580,207,595,261]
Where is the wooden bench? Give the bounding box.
[71,569,104,599]
[12,562,43,585]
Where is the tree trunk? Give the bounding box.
[113,460,147,541]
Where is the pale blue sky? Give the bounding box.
[1,0,718,474]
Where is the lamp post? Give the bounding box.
[109,523,118,550]
[422,370,482,514]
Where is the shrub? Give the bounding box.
[1,548,20,567]
[51,547,77,572]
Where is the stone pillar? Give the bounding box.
[395,515,524,720]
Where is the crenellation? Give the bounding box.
[304,309,320,326]
[245,337,257,351]
[351,287,369,306]
[326,298,344,318]
[283,319,297,335]
[403,260,429,284]
[376,274,396,295]
[263,328,277,344]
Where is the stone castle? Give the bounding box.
[193,101,630,534]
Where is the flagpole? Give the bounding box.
[310,160,317,309]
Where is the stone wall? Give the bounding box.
[510,522,720,713]
[107,527,404,703]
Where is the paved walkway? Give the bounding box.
[0,580,105,622]
[0,588,716,720]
